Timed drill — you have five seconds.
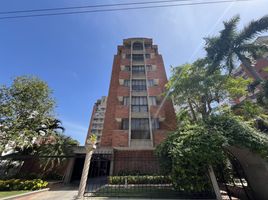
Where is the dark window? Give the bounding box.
[132,65,145,74]
[126,54,131,59]
[124,65,130,71]
[145,54,150,59]
[148,80,155,86]
[151,118,160,130]
[131,118,150,139]
[125,44,131,49]
[132,54,144,62]
[133,42,143,50]
[131,96,148,112]
[124,80,130,87]
[121,118,129,130]
[123,97,130,105]
[145,44,151,49]
[132,79,147,91]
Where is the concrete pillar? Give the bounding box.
[77,144,96,199]
[63,157,75,184]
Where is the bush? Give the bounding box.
[108,176,171,185]
[0,179,48,191]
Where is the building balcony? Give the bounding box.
[132,91,147,96]
[131,111,149,118]
[132,73,146,79]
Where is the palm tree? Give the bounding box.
[205,15,268,82]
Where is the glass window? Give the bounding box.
[132,54,144,61]
[132,79,147,91]
[148,80,155,86]
[151,118,160,130]
[132,65,145,74]
[121,118,129,130]
[145,44,151,49]
[124,80,130,87]
[133,42,143,50]
[145,54,150,59]
[125,44,131,49]
[124,65,130,71]
[131,96,148,112]
[123,97,130,105]
[131,118,150,139]
[149,96,157,105]
[146,65,153,71]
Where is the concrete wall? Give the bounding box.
[228,146,268,200]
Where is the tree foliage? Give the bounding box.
[156,114,268,192]
[167,62,250,121]
[0,76,71,154]
[205,15,268,82]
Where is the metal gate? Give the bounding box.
[217,152,255,200]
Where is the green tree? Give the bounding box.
[205,15,268,82]
[0,76,62,153]
[167,61,250,121]
[156,114,268,192]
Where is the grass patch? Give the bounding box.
[0,190,30,198]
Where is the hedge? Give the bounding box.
[0,179,48,191]
[108,176,172,185]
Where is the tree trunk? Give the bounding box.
[241,58,263,82]
[187,99,197,121]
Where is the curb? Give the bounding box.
[0,188,50,200]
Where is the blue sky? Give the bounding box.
[0,0,267,144]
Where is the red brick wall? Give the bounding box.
[100,38,177,148]
[113,150,160,175]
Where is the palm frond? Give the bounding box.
[236,15,268,44]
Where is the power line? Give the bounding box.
[0,0,211,15]
[0,0,252,20]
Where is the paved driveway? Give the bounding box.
[15,185,78,200]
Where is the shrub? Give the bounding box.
[108,176,171,185]
[0,179,48,191]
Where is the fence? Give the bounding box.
[0,149,254,199]
[84,149,216,199]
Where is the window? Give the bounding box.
[145,44,151,49]
[121,118,129,130]
[132,79,147,91]
[146,65,153,71]
[125,44,131,49]
[131,96,148,112]
[132,65,145,74]
[131,118,150,139]
[123,97,130,106]
[149,96,157,105]
[126,54,131,59]
[124,80,130,87]
[124,65,130,71]
[151,118,160,130]
[132,54,144,61]
[133,42,143,50]
[145,54,150,59]
[148,80,155,86]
